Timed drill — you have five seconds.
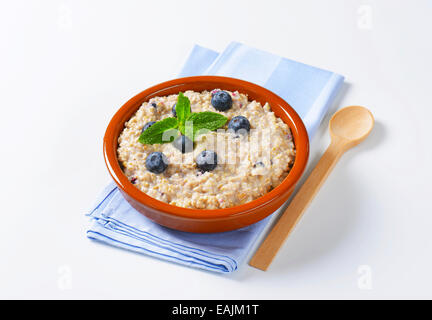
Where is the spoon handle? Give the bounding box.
[249,141,344,271]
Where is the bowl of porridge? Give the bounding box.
[104,76,309,233]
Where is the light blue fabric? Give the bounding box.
[87,42,344,273]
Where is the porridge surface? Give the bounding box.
[117,90,295,209]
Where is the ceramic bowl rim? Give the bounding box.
[103,76,309,220]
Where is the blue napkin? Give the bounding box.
[86,42,344,273]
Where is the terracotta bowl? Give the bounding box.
[103,76,309,233]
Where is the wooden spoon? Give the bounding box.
[249,106,374,271]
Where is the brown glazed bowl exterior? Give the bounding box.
[103,76,309,233]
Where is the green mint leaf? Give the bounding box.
[138,117,179,144]
[184,111,228,140]
[175,92,191,133]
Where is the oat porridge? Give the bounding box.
[117,89,296,209]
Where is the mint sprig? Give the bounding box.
[138,92,228,145]
[176,92,191,133]
[138,117,178,144]
[185,112,228,139]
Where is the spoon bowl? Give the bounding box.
[330,106,374,149]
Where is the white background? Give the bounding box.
[1,0,431,299]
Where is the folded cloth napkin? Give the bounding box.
[86,42,344,273]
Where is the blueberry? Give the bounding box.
[145,152,168,174]
[228,116,250,134]
[172,135,193,153]
[172,103,177,117]
[141,121,156,133]
[196,150,218,172]
[253,161,264,168]
[211,90,232,111]
[150,102,157,108]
